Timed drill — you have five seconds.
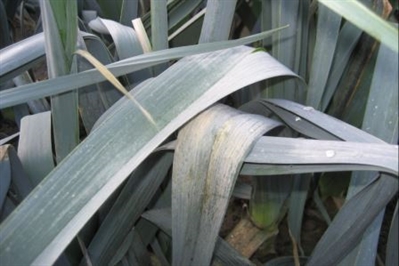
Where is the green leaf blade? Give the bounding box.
[319,0,398,53]
[0,46,296,265]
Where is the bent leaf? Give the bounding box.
[0,46,296,265]
[0,26,288,109]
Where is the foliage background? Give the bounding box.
[0,0,398,265]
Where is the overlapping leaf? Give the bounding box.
[172,104,281,265]
[142,208,254,266]
[0,27,288,108]
[17,111,53,186]
[0,46,296,265]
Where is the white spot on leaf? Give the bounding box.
[325,150,335,158]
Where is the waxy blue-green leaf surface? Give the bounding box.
[0,46,296,265]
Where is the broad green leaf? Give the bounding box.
[287,174,311,255]
[40,0,79,163]
[108,229,136,265]
[307,175,398,266]
[172,104,281,265]
[93,135,251,201]
[11,103,29,129]
[91,78,154,131]
[87,153,172,265]
[75,49,156,127]
[260,0,272,47]
[0,33,45,84]
[81,31,122,108]
[0,27,288,109]
[0,46,296,265]
[320,21,363,111]
[241,95,394,257]
[151,0,168,75]
[250,175,292,229]
[327,32,378,127]
[241,162,396,177]
[39,0,75,76]
[361,44,398,144]
[1,145,32,201]
[75,35,106,133]
[305,42,398,264]
[81,10,98,27]
[48,0,78,69]
[268,0,300,101]
[296,0,311,80]
[17,112,54,186]
[0,199,14,224]
[270,0,300,67]
[50,87,78,162]
[172,104,238,264]
[340,40,398,265]
[386,202,398,266]
[199,0,237,43]
[337,150,385,257]
[151,0,168,51]
[88,17,152,84]
[12,72,50,114]
[242,136,397,176]
[140,185,172,265]
[0,145,33,221]
[140,188,172,245]
[306,3,341,109]
[119,0,138,25]
[319,0,399,53]
[240,100,297,240]
[262,99,385,143]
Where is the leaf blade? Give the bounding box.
[0,46,296,265]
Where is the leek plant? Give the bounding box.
[0,0,397,265]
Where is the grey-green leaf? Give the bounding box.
[0,33,45,84]
[0,46,296,265]
[172,104,281,265]
[199,0,237,43]
[87,153,172,265]
[242,136,397,176]
[0,27,288,109]
[17,111,54,186]
[386,202,398,266]
[306,3,341,109]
